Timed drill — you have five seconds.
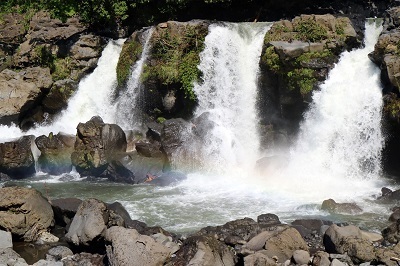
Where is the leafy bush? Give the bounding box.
[143,25,206,100]
[116,39,142,87]
[294,19,328,42]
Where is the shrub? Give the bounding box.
[294,19,328,42]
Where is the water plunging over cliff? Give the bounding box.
[193,22,271,172]
[115,28,154,130]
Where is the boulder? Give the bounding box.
[135,140,164,158]
[312,251,330,266]
[105,226,171,266]
[321,199,362,214]
[35,132,75,175]
[41,79,77,114]
[169,235,237,266]
[0,187,54,241]
[47,246,74,261]
[71,116,135,183]
[120,152,164,183]
[257,213,281,225]
[0,230,12,249]
[0,248,28,266]
[0,67,53,126]
[262,227,309,262]
[324,224,376,263]
[65,198,109,246]
[292,249,311,264]
[244,252,276,266]
[0,135,36,179]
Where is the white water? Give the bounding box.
[0,39,125,141]
[115,28,154,130]
[193,22,272,172]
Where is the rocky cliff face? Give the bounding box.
[0,11,106,129]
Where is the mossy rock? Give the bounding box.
[116,31,143,87]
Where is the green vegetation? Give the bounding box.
[287,68,316,95]
[142,25,207,100]
[384,94,400,121]
[116,39,142,86]
[294,19,328,42]
[264,23,292,43]
[262,46,282,73]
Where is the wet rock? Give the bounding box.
[191,112,216,139]
[135,140,164,158]
[0,230,12,249]
[0,187,54,241]
[35,132,75,175]
[0,136,35,179]
[382,219,400,244]
[106,202,132,225]
[390,207,400,222]
[321,199,363,214]
[292,249,311,264]
[257,213,281,225]
[105,226,171,266]
[146,122,163,142]
[41,79,77,114]
[71,116,134,183]
[324,224,376,263]
[160,118,192,164]
[120,152,164,183]
[378,187,400,202]
[169,235,237,266]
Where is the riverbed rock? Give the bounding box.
[35,132,75,175]
[41,79,77,114]
[65,198,109,246]
[0,248,28,266]
[312,251,330,266]
[47,246,74,261]
[321,199,363,214]
[324,224,377,263]
[105,226,171,266]
[244,252,276,266]
[0,135,36,179]
[62,252,104,266]
[169,235,237,266]
[0,230,12,249]
[0,187,54,241]
[292,249,311,264]
[71,116,135,183]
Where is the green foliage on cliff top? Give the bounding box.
[116,39,143,87]
[294,19,328,42]
[142,25,206,100]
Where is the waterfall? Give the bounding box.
[193,22,271,173]
[115,28,154,130]
[268,21,385,202]
[0,38,125,140]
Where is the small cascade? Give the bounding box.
[268,21,385,202]
[193,22,271,173]
[115,27,154,130]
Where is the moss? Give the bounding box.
[294,19,328,42]
[384,96,400,121]
[296,49,333,64]
[156,117,166,123]
[51,57,73,81]
[261,46,282,73]
[116,39,143,87]
[287,68,316,95]
[264,23,292,43]
[142,24,207,100]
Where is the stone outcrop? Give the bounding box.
[35,132,75,175]
[0,135,35,179]
[321,199,363,214]
[105,226,171,266]
[71,116,134,183]
[0,187,54,241]
[65,198,125,246]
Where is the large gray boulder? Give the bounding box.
[35,132,75,175]
[0,230,12,249]
[0,135,36,179]
[0,248,28,266]
[168,235,237,266]
[0,187,54,241]
[65,198,109,246]
[71,116,134,183]
[105,226,171,266]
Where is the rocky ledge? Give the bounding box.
[1,186,400,265]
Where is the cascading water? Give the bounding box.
[193,22,271,173]
[265,21,386,204]
[115,28,154,130]
[0,38,125,140]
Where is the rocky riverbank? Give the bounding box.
[1,186,400,265]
